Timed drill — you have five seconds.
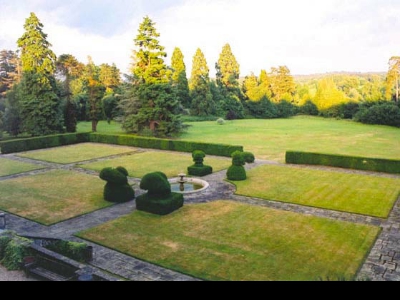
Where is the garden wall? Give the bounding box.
[286,151,400,174]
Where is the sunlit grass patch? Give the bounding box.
[78,201,380,281]
[0,158,43,177]
[0,170,113,225]
[233,165,400,218]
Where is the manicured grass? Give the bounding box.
[79,151,231,178]
[17,143,137,164]
[0,170,113,225]
[0,158,43,177]
[180,116,400,162]
[78,201,380,281]
[233,165,400,218]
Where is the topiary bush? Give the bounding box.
[100,167,135,203]
[227,151,247,181]
[136,172,184,216]
[243,152,256,164]
[188,150,213,177]
[46,240,89,263]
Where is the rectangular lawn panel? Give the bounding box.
[78,201,380,281]
[0,158,43,177]
[0,170,112,225]
[180,116,400,162]
[17,143,137,164]
[79,151,231,178]
[234,165,400,218]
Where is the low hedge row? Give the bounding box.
[0,133,91,154]
[89,133,242,157]
[286,151,400,174]
[0,133,243,157]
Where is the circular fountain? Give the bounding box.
[169,174,209,194]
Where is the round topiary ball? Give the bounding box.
[192,150,206,166]
[243,152,256,164]
[232,151,245,167]
[140,172,171,198]
[227,165,247,181]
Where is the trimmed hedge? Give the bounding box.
[0,133,91,154]
[136,193,184,216]
[89,133,242,157]
[188,150,213,177]
[100,167,135,203]
[286,151,400,174]
[46,240,89,263]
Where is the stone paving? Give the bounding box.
[0,147,400,281]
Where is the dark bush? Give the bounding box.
[46,240,89,263]
[0,233,12,261]
[232,151,245,166]
[299,100,319,116]
[0,132,90,154]
[188,150,213,177]
[286,151,400,174]
[99,167,135,203]
[355,102,400,127]
[244,97,278,119]
[276,100,297,118]
[137,172,184,215]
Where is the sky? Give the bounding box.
[0,0,399,76]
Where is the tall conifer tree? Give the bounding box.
[171,47,191,108]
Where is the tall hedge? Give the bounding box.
[286,151,400,174]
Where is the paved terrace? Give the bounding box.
[1,149,399,281]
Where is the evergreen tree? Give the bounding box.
[190,48,214,116]
[215,44,243,119]
[171,47,191,108]
[122,16,182,136]
[83,57,105,132]
[0,111,3,139]
[3,85,22,136]
[57,54,83,132]
[131,16,168,84]
[16,12,63,136]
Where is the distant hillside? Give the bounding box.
[294,72,386,83]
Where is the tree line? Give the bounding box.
[1,14,399,140]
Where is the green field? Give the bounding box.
[18,143,137,164]
[78,201,380,281]
[233,165,400,218]
[0,170,112,225]
[79,151,231,178]
[0,158,43,177]
[77,117,400,163]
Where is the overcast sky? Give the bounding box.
[0,0,399,76]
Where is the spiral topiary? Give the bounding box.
[188,150,213,177]
[136,172,184,216]
[100,167,135,203]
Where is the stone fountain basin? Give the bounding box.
[168,177,210,195]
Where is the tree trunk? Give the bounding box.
[92,120,98,132]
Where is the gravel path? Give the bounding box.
[0,265,37,281]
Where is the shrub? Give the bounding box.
[286,151,400,174]
[1,235,32,270]
[243,152,256,164]
[192,150,206,166]
[227,151,247,181]
[46,240,89,263]
[0,232,12,261]
[217,118,226,125]
[137,172,184,215]
[100,167,135,203]
[276,100,297,118]
[300,100,319,116]
[355,102,400,127]
[188,150,213,177]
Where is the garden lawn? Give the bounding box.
[0,170,112,225]
[79,151,231,178]
[180,116,400,162]
[234,165,400,218]
[0,158,43,177]
[78,201,380,281]
[17,143,137,164]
